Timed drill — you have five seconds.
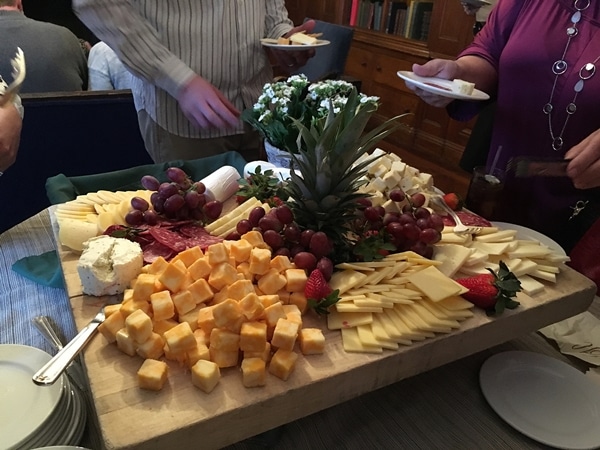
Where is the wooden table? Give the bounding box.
[57,243,597,450]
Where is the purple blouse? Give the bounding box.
[450,0,600,250]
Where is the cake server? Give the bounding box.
[32,305,105,386]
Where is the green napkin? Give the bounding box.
[46,151,248,204]
[12,250,64,288]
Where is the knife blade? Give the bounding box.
[507,157,571,178]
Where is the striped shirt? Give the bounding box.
[73,0,293,138]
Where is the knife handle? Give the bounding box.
[32,319,100,386]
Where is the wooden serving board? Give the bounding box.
[58,244,596,450]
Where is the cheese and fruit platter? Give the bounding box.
[53,147,596,450]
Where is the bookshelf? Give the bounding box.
[350,0,434,42]
[286,0,477,179]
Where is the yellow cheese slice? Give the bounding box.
[375,312,413,345]
[368,320,400,350]
[341,327,382,353]
[354,297,393,309]
[437,295,475,311]
[507,245,554,259]
[336,303,383,314]
[474,229,518,242]
[327,309,373,330]
[518,274,546,295]
[421,298,473,321]
[386,307,433,340]
[329,269,369,295]
[432,244,473,278]
[204,197,261,233]
[530,269,556,283]
[409,303,460,330]
[405,265,464,302]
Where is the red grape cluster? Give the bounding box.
[356,189,443,259]
[125,167,223,226]
[226,204,335,280]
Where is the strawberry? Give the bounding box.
[305,269,340,315]
[443,192,464,211]
[455,261,522,315]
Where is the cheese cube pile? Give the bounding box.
[355,148,435,210]
[435,226,571,295]
[97,231,326,392]
[328,251,474,353]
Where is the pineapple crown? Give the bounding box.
[284,87,411,261]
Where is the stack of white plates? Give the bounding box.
[0,345,87,450]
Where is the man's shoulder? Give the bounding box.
[23,17,79,39]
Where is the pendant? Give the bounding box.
[569,200,589,220]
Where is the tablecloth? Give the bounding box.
[2,209,599,450]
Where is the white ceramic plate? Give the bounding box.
[463,0,491,6]
[397,71,490,101]
[480,351,600,449]
[260,38,330,50]
[0,345,64,449]
[491,221,566,256]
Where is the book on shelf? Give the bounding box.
[405,0,434,40]
[373,1,384,31]
[386,1,407,35]
[349,0,360,26]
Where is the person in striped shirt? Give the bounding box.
[73,1,315,164]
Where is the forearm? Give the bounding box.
[265,0,294,38]
[454,55,498,96]
[72,0,195,98]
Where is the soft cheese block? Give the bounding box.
[77,235,143,296]
[452,79,475,95]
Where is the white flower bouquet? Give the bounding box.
[242,75,380,154]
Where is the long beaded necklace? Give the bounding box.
[543,0,600,152]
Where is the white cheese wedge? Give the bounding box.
[452,79,475,95]
[289,32,317,45]
[58,218,100,252]
[77,235,143,296]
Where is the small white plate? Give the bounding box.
[480,351,600,449]
[463,0,492,6]
[491,221,566,256]
[397,70,490,101]
[260,38,330,50]
[0,344,64,449]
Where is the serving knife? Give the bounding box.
[507,157,571,178]
[32,306,105,386]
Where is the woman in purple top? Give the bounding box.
[408,0,600,253]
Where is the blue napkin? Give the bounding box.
[12,250,65,289]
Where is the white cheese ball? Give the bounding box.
[77,235,143,296]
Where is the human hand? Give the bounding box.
[177,75,240,130]
[565,128,600,189]
[0,103,22,173]
[269,19,317,72]
[407,60,460,107]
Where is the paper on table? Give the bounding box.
[539,311,600,366]
[586,366,600,386]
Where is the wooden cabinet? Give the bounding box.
[285,0,477,191]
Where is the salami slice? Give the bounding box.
[143,240,176,264]
[179,224,223,249]
[148,227,187,253]
[441,210,492,227]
